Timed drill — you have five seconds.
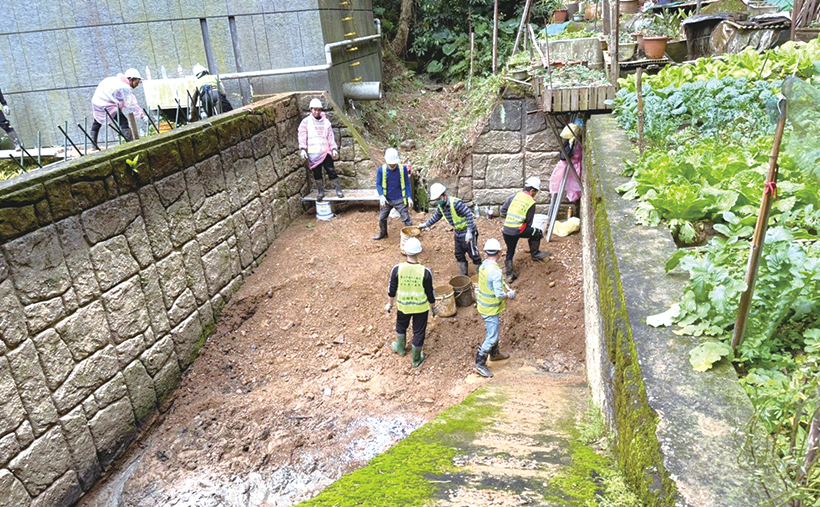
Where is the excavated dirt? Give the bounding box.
[79,206,585,507]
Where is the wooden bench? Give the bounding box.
[301,188,380,203]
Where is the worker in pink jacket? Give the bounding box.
[90,69,146,145]
[298,98,343,200]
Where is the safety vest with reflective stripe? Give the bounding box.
[196,74,219,90]
[503,191,534,230]
[476,261,505,317]
[396,262,429,314]
[438,197,468,231]
[382,164,409,205]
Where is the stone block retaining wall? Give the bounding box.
[0,92,372,507]
[446,94,571,217]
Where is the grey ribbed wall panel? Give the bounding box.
[0,0,382,147]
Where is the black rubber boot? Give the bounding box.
[332,178,344,198]
[391,333,407,356]
[475,348,493,377]
[504,259,517,283]
[457,261,469,276]
[531,250,550,260]
[489,344,510,361]
[373,220,388,240]
[411,345,425,367]
[315,179,325,201]
[529,237,549,260]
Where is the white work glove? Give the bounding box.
[465,230,473,243]
[379,195,387,207]
[384,302,392,313]
[418,223,427,230]
[299,149,307,161]
[2,105,9,116]
[507,290,516,300]
[432,306,439,316]
[407,198,413,209]
[331,149,338,159]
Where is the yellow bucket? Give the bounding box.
[400,226,421,254]
[435,285,457,317]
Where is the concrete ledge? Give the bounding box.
[582,115,779,506]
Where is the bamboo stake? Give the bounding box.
[470,30,475,89]
[636,67,644,155]
[731,96,788,349]
[610,0,620,87]
[493,0,499,73]
[528,23,549,69]
[512,0,535,56]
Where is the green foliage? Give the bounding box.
[126,154,140,174]
[417,74,503,176]
[618,38,820,93]
[689,341,733,371]
[532,64,609,87]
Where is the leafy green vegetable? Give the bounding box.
[689,342,733,372]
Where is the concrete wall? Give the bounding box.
[0,0,382,147]
[581,114,780,506]
[0,91,373,507]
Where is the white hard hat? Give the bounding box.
[430,183,446,200]
[124,68,142,80]
[404,237,422,255]
[385,148,400,165]
[192,64,208,77]
[309,98,323,110]
[525,176,541,191]
[483,238,502,253]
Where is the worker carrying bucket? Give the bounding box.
[191,64,233,119]
[474,238,515,378]
[419,183,481,276]
[385,237,437,367]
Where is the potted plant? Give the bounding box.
[643,12,680,59]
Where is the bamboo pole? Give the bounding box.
[469,30,475,89]
[637,67,644,155]
[493,0,499,73]
[610,0,620,87]
[512,0,534,56]
[731,96,788,349]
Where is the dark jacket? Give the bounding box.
[0,88,6,106]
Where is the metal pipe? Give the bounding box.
[219,20,382,81]
[142,107,160,134]
[37,131,41,166]
[105,116,108,150]
[58,124,83,157]
[342,81,382,100]
[64,121,68,160]
[84,117,88,154]
[105,110,127,140]
[7,155,25,171]
[77,123,100,150]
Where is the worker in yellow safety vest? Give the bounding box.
[419,183,481,275]
[373,147,413,240]
[474,238,515,377]
[500,176,550,283]
[385,237,437,367]
[191,64,233,119]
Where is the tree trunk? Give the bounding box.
[391,0,414,55]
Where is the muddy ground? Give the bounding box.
[78,205,585,507]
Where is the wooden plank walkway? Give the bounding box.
[301,188,380,202]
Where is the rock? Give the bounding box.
[400,139,416,151]
[333,335,344,345]
[4,226,71,305]
[323,388,332,397]
[0,469,31,507]
[8,426,72,496]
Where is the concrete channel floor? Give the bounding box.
[297,363,627,507]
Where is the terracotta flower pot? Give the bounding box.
[619,0,639,14]
[635,32,645,51]
[584,3,598,19]
[553,9,568,22]
[643,36,668,59]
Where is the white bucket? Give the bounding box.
[316,201,333,221]
[532,213,548,234]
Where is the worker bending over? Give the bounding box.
[475,238,515,378]
[500,176,549,283]
[385,237,437,367]
[419,183,481,276]
[0,86,21,151]
[191,64,232,119]
[374,148,413,240]
[298,98,342,200]
[90,69,146,145]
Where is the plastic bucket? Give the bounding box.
[533,213,548,234]
[449,275,474,307]
[316,200,333,221]
[435,285,457,317]
[400,226,421,254]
